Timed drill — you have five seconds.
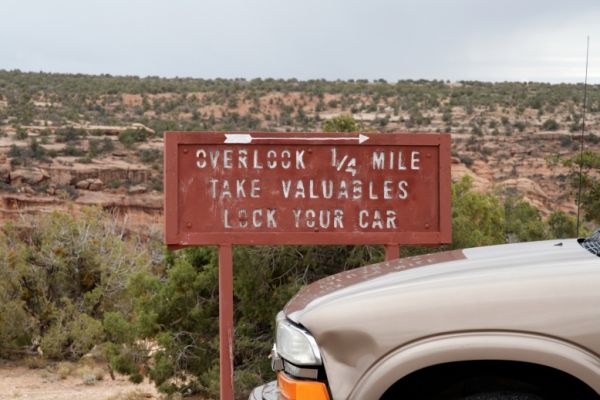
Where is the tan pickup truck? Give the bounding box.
[249,236,600,399]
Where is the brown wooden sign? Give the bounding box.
[164,131,451,247]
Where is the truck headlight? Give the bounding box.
[276,318,322,366]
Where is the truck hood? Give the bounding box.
[284,239,596,323]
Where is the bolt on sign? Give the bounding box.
[164,131,451,246]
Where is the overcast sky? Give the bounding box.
[2,0,600,83]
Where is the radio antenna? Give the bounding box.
[576,35,590,237]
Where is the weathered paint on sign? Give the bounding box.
[164,132,451,247]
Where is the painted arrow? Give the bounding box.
[224,133,370,144]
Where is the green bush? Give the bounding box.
[55,127,86,143]
[513,120,526,132]
[40,326,66,359]
[8,144,21,158]
[542,118,559,131]
[15,126,28,140]
[138,148,161,164]
[129,373,144,384]
[29,137,47,160]
[62,144,85,156]
[547,211,577,238]
[103,312,135,344]
[323,114,358,132]
[0,300,33,358]
[504,196,546,242]
[451,176,505,248]
[125,243,382,399]
[101,137,115,153]
[0,208,161,360]
[105,343,141,375]
[68,313,105,358]
[119,129,147,148]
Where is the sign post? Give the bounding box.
[218,245,234,400]
[164,131,451,400]
[384,244,400,261]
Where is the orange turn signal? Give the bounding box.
[277,372,330,400]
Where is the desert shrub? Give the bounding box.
[442,110,452,124]
[546,211,577,238]
[108,179,122,189]
[62,144,85,156]
[8,144,21,158]
[6,139,48,165]
[322,114,358,132]
[58,184,79,200]
[87,139,101,157]
[129,373,144,384]
[68,314,105,358]
[82,373,97,385]
[57,361,74,379]
[560,135,573,147]
[513,120,526,132]
[105,343,140,375]
[504,197,547,242]
[0,299,34,358]
[150,176,163,192]
[0,228,36,358]
[77,365,104,383]
[458,154,473,167]
[24,356,47,369]
[0,208,162,361]
[471,124,482,136]
[564,149,600,169]
[40,320,70,359]
[15,126,28,140]
[29,137,47,160]
[55,127,86,143]
[451,176,505,248]
[119,129,147,148]
[93,367,105,380]
[138,148,161,164]
[568,151,600,225]
[103,311,135,344]
[77,156,93,164]
[101,137,115,153]
[542,118,559,131]
[125,243,382,399]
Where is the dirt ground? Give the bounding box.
[0,362,160,400]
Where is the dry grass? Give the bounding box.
[57,361,74,380]
[23,356,47,370]
[103,389,155,400]
[78,365,106,385]
[0,361,160,400]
